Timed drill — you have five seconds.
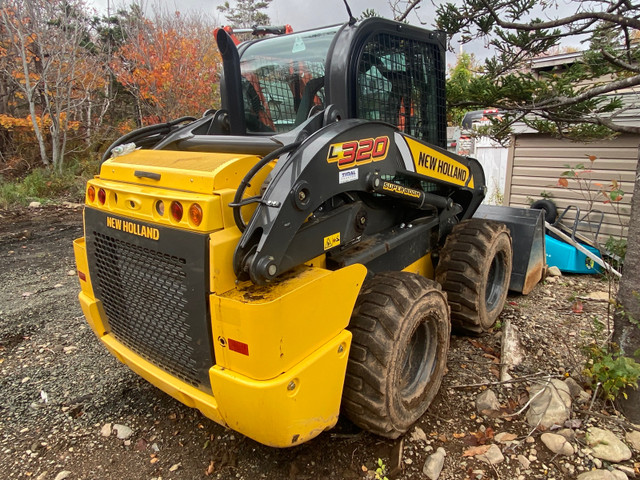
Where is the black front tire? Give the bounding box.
[436,219,512,334]
[342,272,450,438]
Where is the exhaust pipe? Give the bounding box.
[215,29,246,135]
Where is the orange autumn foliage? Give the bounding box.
[112,18,221,123]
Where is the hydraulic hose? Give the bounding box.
[232,141,302,232]
[100,116,197,164]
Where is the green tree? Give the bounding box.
[217,0,272,28]
[447,52,480,126]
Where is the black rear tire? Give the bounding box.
[435,219,512,334]
[342,272,450,439]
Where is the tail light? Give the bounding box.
[87,186,95,203]
[98,188,106,205]
[189,204,203,226]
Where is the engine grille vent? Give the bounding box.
[92,231,203,388]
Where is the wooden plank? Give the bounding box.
[511,170,636,182]
[511,158,637,170]
[514,148,638,160]
[509,185,632,205]
[511,167,636,183]
[515,133,640,150]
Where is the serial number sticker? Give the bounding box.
[339,168,359,184]
[323,232,341,251]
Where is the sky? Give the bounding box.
[90,0,402,28]
[86,0,584,64]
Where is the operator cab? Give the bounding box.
[229,18,447,147]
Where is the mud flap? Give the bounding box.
[473,205,545,294]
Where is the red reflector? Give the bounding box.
[228,339,249,356]
[170,201,183,221]
[77,270,87,281]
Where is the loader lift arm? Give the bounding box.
[232,115,482,285]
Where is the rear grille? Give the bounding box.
[85,208,213,391]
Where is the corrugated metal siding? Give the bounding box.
[506,133,638,240]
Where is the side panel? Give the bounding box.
[210,264,367,380]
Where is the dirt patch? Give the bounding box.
[0,206,636,480]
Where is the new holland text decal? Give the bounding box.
[107,216,160,240]
[401,136,474,188]
[327,136,389,169]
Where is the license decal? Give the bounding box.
[402,136,474,188]
[323,232,341,250]
[339,168,359,184]
[327,136,389,169]
[106,216,160,241]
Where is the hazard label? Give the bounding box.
[323,232,340,251]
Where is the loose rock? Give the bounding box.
[112,424,133,440]
[422,447,446,480]
[477,445,504,465]
[615,465,636,478]
[547,266,562,276]
[586,427,632,463]
[611,470,628,480]
[494,432,517,443]
[626,430,640,451]
[564,377,586,398]
[410,426,427,444]
[577,470,618,480]
[541,432,575,456]
[556,428,576,440]
[517,454,530,469]
[54,472,71,480]
[100,423,112,437]
[29,201,42,208]
[476,389,501,415]
[526,379,571,429]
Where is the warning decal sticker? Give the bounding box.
[323,232,341,251]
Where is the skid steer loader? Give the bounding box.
[74,17,517,447]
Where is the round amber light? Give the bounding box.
[189,204,203,226]
[87,186,95,203]
[170,201,183,221]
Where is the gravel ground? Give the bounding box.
[0,205,637,480]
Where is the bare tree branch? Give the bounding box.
[395,0,422,21]
[478,0,640,31]
[601,49,640,73]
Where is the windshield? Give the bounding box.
[239,26,339,133]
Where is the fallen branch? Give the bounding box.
[449,372,563,389]
[575,410,640,432]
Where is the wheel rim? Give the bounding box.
[485,251,506,312]
[399,315,437,405]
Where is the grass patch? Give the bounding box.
[0,154,100,209]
